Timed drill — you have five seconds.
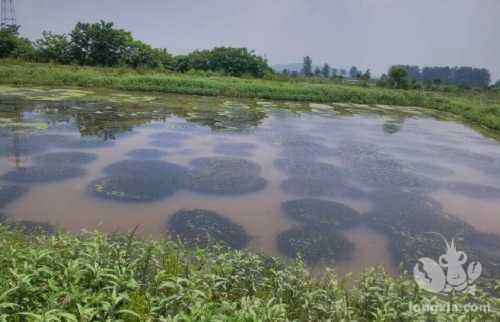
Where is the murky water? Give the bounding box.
[1,86,500,279]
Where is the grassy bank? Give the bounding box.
[1,60,500,132]
[0,226,498,321]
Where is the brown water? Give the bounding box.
[1,87,500,278]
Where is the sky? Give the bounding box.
[15,0,500,81]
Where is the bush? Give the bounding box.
[173,47,272,78]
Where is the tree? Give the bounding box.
[349,66,359,79]
[360,69,371,81]
[281,69,289,76]
[420,66,491,88]
[172,55,192,73]
[35,31,72,63]
[0,26,20,58]
[121,40,172,69]
[396,65,421,81]
[69,20,132,66]
[314,67,321,76]
[0,25,34,59]
[331,68,337,77]
[321,63,331,78]
[422,66,451,84]
[172,47,270,77]
[377,74,389,87]
[388,66,408,88]
[302,56,313,77]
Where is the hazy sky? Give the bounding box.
[16,0,500,81]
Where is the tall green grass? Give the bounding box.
[1,60,500,131]
[0,226,498,321]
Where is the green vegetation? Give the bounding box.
[167,209,250,250]
[281,198,361,229]
[0,26,34,60]
[187,157,267,195]
[1,61,500,132]
[1,21,271,77]
[89,160,189,202]
[277,226,354,263]
[0,226,497,321]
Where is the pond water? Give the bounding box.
[1,86,500,280]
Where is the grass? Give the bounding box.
[1,60,500,132]
[0,225,498,321]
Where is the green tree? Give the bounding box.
[360,69,371,81]
[173,47,270,77]
[121,40,173,69]
[314,67,321,76]
[69,20,132,66]
[172,54,193,73]
[0,26,20,58]
[349,66,359,79]
[35,31,72,63]
[302,56,313,77]
[321,63,331,78]
[0,25,34,59]
[388,66,408,88]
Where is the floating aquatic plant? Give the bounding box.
[366,191,500,280]
[187,157,267,195]
[274,159,343,180]
[1,165,85,183]
[125,148,168,160]
[167,209,249,249]
[103,159,189,186]
[280,177,366,199]
[186,104,267,132]
[90,159,189,202]
[282,198,361,229]
[280,141,336,159]
[89,175,180,202]
[213,142,256,157]
[405,161,455,177]
[337,141,438,191]
[277,226,354,264]
[33,151,97,165]
[60,137,115,149]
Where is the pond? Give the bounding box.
[1,86,500,280]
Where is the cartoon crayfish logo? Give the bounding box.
[413,233,482,294]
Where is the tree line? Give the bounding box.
[0,21,272,78]
[280,56,371,81]
[0,22,494,88]
[382,65,491,89]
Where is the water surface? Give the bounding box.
[1,86,500,279]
